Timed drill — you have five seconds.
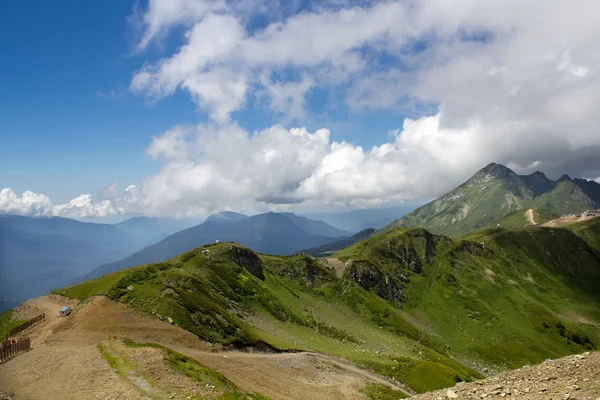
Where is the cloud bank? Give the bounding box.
[3,0,600,218]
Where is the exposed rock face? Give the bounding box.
[267,253,334,288]
[454,240,487,257]
[343,260,404,303]
[227,246,265,280]
[406,229,438,264]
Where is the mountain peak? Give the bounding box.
[558,174,573,182]
[205,211,248,223]
[480,163,516,177]
[467,163,516,185]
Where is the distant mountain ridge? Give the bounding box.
[204,211,248,223]
[300,228,377,256]
[303,206,415,232]
[0,215,141,312]
[390,163,600,236]
[114,216,200,246]
[85,212,346,279]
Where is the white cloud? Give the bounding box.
[7,0,600,218]
[0,189,118,219]
[134,0,227,51]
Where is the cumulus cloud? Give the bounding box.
[5,0,600,218]
[0,189,118,218]
[128,0,600,178]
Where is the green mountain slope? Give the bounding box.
[55,218,600,394]
[390,163,600,237]
[337,219,600,370]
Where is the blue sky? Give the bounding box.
[1,0,599,218]
[0,0,416,205]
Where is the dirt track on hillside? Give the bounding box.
[0,295,408,400]
[526,209,537,225]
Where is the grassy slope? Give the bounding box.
[56,243,480,394]
[392,178,594,238]
[55,219,600,393]
[338,220,600,373]
[479,209,556,231]
[0,310,22,339]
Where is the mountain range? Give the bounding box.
[55,211,600,395]
[391,163,600,236]
[85,212,349,279]
[0,215,138,311]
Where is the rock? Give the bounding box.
[167,317,173,324]
[127,286,135,292]
[227,246,265,280]
[446,389,458,399]
[343,260,404,302]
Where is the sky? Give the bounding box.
[1,0,600,219]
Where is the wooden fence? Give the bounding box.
[1,313,45,342]
[0,337,31,364]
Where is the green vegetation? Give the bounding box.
[0,310,25,340]
[58,218,600,394]
[361,383,408,400]
[339,219,600,372]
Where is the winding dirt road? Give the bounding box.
[0,295,409,400]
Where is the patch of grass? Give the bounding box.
[361,383,409,400]
[97,342,119,370]
[0,310,20,339]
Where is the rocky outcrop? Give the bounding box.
[274,254,334,288]
[406,229,438,264]
[343,260,404,303]
[227,246,265,280]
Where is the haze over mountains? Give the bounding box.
[85,212,350,280]
[1,163,598,314]
[392,163,600,236]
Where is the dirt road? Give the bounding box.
[526,208,537,225]
[0,295,408,400]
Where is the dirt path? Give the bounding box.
[525,208,537,225]
[415,351,600,399]
[0,295,408,400]
[175,347,413,399]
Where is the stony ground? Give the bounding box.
[415,352,600,400]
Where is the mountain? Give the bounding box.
[56,217,600,395]
[85,212,344,279]
[303,206,415,232]
[390,163,600,236]
[113,216,201,246]
[204,211,248,224]
[278,212,350,237]
[0,215,142,312]
[300,228,376,256]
